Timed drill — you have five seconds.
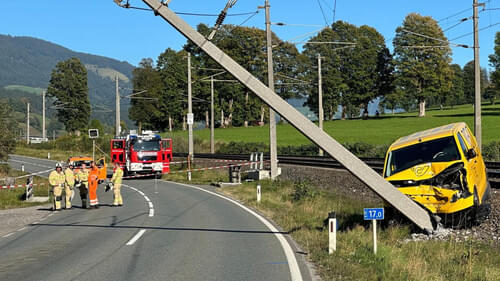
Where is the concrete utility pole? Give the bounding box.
[473,0,483,149]
[211,76,215,154]
[187,53,194,159]
[42,90,46,141]
[318,54,324,156]
[265,0,278,179]
[115,76,121,136]
[137,0,434,234]
[26,103,30,144]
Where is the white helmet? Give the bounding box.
[55,162,63,169]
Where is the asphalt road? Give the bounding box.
[1,155,309,281]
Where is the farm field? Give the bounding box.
[163,103,500,147]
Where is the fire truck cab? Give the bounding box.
[111,130,172,176]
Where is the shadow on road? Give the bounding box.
[29,222,289,235]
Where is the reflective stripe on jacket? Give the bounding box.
[76,169,89,183]
[111,167,124,185]
[64,168,75,186]
[49,170,65,187]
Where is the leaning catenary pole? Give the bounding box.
[136,0,435,232]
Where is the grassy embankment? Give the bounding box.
[164,103,500,147]
[0,168,50,209]
[164,170,500,281]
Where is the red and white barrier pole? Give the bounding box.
[328,211,336,254]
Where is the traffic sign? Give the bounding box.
[187,113,194,125]
[364,208,384,220]
[88,129,99,139]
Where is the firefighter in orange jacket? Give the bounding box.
[88,161,100,209]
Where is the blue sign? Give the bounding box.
[364,208,384,220]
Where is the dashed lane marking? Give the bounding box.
[122,184,154,218]
[126,229,146,246]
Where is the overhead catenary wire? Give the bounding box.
[316,0,330,26]
[401,29,470,48]
[124,4,257,17]
[437,7,472,22]
[442,16,472,32]
[449,21,500,41]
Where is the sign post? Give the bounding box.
[88,129,99,161]
[364,208,384,254]
[328,211,336,254]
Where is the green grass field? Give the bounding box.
[4,85,44,95]
[163,103,500,147]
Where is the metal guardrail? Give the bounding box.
[173,153,500,180]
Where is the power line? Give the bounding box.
[333,0,337,23]
[125,5,258,17]
[449,21,500,41]
[401,29,469,48]
[316,0,329,26]
[442,16,472,32]
[437,7,472,22]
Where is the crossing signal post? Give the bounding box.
[89,129,99,161]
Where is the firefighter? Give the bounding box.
[76,163,89,209]
[88,161,100,209]
[64,162,75,209]
[111,162,124,206]
[48,163,65,211]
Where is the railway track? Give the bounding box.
[174,153,500,180]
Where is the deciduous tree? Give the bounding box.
[393,13,453,117]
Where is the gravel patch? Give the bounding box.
[0,205,51,237]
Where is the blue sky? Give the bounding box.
[1,0,499,70]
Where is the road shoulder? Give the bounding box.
[0,205,51,237]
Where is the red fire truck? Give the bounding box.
[110,131,173,177]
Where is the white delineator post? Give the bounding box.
[47,152,50,159]
[328,211,336,254]
[257,184,261,203]
[373,219,377,254]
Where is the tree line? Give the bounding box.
[39,13,500,135]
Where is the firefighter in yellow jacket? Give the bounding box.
[64,162,75,209]
[49,163,65,211]
[111,162,124,206]
[76,163,90,209]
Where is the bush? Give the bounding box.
[292,181,317,202]
[482,141,500,161]
[216,141,389,158]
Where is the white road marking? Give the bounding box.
[126,229,146,245]
[17,227,26,232]
[32,221,39,225]
[2,233,14,238]
[122,184,155,218]
[163,180,303,281]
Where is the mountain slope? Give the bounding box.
[0,34,134,126]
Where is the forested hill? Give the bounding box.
[0,34,134,125]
